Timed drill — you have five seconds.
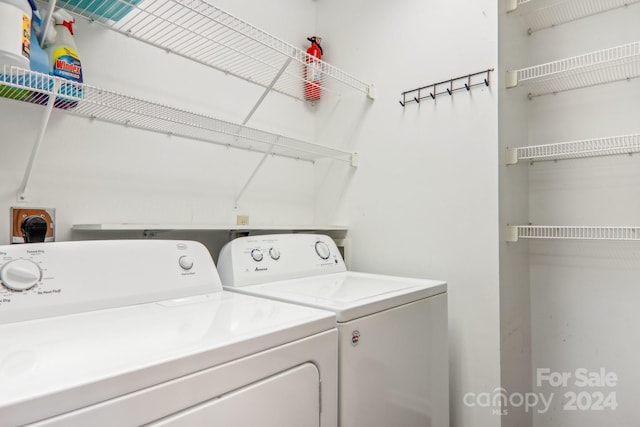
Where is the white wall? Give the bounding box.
[314,1,500,426]
[503,4,640,427]
[499,1,532,425]
[1,0,319,251]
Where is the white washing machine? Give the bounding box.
[217,234,449,427]
[0,240,337,427]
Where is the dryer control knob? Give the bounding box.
[0,259,42,291]
[251,249,264,262]
[315,241,331,260]
[178,255,194,270]
[269,247,280,260]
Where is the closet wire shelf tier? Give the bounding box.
[506,41,640,96]
[506,133,640,164]
[0,66,354,164]
[50,0,374,101]
[507,225,640,242]
[506,0,640,33]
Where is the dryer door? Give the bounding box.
[149,363,320,427]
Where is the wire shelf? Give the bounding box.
[506,0,640,32]
[0,65,354,164]
[49,0,374,101]
[506,41,640,96]
[506,133,640,164]
[507,225,640,242]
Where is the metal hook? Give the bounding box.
[399,68,493,107]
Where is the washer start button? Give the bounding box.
[178,256,194,270]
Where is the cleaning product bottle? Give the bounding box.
[27,0,51,104]
[0,0,32,100]
[0,0,31,69]
[45,8,83,109]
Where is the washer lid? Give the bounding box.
[225,271,447,322]
[0,291,335,426]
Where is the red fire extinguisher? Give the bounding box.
[305,36,323,101]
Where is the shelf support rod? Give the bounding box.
[241,57,292,126]
[234,145,274,209]
[18,79,58,202]
[38,0,57,46]
[232,58,291,208]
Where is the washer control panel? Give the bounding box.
[217,234,346,287]
[0,240,222,324]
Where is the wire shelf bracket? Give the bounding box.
[399,69,493,107]
[506,0,640,33]
[507,225,640,242]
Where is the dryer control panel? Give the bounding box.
[0,240,222,324]
[217,234,347,287]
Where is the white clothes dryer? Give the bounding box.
[217,234,449,427]
[0,240,337,427]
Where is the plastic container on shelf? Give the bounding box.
[58,0,142,22]
[0,0,31,69]
[0,0,32,101]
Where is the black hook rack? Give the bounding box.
[399,68,494,107]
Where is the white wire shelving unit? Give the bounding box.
[0,66,356,201]
[8,0,371,205]
[506,133,640,164]
[49,0,374,101]
[506,0,640,33]
[506,41,640,96]
[507,225,640,242]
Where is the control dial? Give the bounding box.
[251,249,264,262]
[269,247,281,260]
[0,259,42,291]
[315,241,331,260]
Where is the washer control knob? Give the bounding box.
[178,255,194,270]
[0,259,42,291]
[251,249,264,262]
[269,247,280,260]
[315,241,331,260]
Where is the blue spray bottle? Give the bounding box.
[27,0,52,104]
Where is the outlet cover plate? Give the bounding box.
[10,207,56,244]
